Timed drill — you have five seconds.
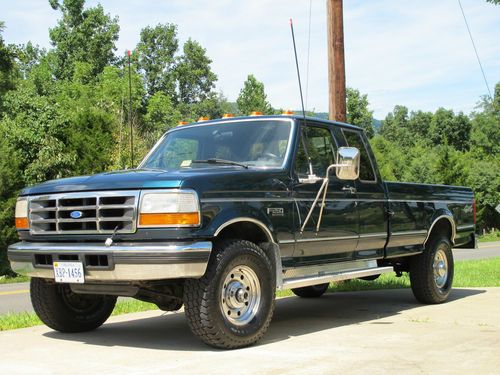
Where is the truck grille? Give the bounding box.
[29,191,140,234]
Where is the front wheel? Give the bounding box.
[30,278,117,332]
[184,240,275,349]
[410,236,454,304]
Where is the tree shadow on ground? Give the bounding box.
[43,288,485,352]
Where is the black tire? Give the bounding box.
[184,240,275,349]
[30,278,117,333]
[291,283,329,298]
[410,235,454,304]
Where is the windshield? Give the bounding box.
[141,120,293,170]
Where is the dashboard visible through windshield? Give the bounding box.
[141,120,293,170]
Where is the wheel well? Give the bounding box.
[216,221,271,244]
[425,217,454,246]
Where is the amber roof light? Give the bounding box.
[197,117,209,122]
[177,121,188,126]
[222,113,234,118]
[249,111,263,116]
[282,110,295,115]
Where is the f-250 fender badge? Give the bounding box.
[267,207,284,217]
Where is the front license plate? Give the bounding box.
[53,262,85,284]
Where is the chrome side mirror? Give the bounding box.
[335,147,360,180]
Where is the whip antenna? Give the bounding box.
[290,19,313,177]
[290,19,307,119]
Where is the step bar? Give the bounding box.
[281,266,394,290]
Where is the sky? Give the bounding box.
[1,0,499,119]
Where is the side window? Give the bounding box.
[295,126,337,178]
[342,130,376,182]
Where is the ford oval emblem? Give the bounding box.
[70,211,83,219]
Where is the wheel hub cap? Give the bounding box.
[433,249,449,289]
[221,265,261,326]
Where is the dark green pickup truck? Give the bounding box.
[8,115,476,348]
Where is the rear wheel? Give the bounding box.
[292,283,329,298]
[184,240,275,349]
[30,278,117,333]
[410,236,454,304]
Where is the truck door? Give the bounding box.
[338,129,387,259]
[291,123,359,264]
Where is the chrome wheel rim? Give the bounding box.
[433,249,448,289]
[220,265,261,326]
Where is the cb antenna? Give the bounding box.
[290,18,307,119]
[290,18,313,177]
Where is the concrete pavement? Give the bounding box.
[1,241,498,314]
[0,288,499,374]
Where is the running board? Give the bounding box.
[281,266,394,290]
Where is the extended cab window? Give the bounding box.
[295,126,337,178]
[342,130,376,182]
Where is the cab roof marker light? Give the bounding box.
[282,110,295,115]
[222,113,234,118]
[249,111,263,116]
[197,117,209,122]
[177,121,188,126]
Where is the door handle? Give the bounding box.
[342,186,357,194]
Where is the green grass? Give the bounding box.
[1,257,499,331]
[478,231,500,243]
[0,275,30,284]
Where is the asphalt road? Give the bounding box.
[0,288,499,374]
[0,241,498,314]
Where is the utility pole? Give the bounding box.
[327,0,346,122]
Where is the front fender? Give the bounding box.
[199,202,276,242]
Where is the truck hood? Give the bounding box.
[20,167,287,195]
[20,169,183,195]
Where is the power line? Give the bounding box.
[457,0,492,99]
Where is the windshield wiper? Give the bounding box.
[191,158,249,169]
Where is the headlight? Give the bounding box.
[15,197,29,230]
[138,190,200,227]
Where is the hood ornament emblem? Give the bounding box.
[70,210,83,219]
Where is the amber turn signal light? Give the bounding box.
[15,217,29,230]
[139,212,200,227]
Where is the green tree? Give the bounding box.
[346,87,374,138]
[407,110,433,141]
[175,39,217,104]
[135,24,178,99]
[467,158,500,231]
[0,82,75,185]
[379,105,409,143]
[470,83,500,155]
[11,42,46,80]
[48,0,119,80]
[429,108,471,151]
[0,21,15,108]
[236,74,272,115]
[142,91,181,147]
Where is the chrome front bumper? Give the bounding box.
[8,241,212,281]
